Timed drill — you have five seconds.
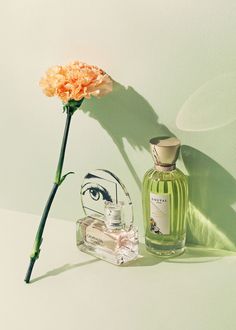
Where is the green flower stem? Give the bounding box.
[54,112,72,185]
[24,183,59,284]
[24,100,82,284]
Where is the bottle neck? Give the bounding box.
[105,223,124,232]
[154,163,176,172]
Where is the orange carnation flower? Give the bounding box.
[25,60,113,283]
[39,61,113,103]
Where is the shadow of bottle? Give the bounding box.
[127,244,235,266]
[182,145,236,251]
[82,81,236,253]
[81,81,173,188]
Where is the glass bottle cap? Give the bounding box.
[104,201,124,229]
[150,137,181,166]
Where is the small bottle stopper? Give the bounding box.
[104,201,124,229]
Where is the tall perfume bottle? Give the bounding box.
[142,137,188,256]
[76,201,139,265]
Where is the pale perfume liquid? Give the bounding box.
[76,216,139,265]
[142,168,188,256]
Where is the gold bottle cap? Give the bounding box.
[150,137,181,169]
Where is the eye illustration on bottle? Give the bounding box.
[81,183,113,202]
[80,169,134,225]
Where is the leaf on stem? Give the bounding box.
[59,171,75,186]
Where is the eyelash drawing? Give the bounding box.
[81,183,113,202]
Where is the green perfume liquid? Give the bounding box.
[142,167,188,256]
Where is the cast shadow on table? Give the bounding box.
[30,245,161,283]
[29,245,161,283]
[164,246,236,264]
[31,242,236,283]
[125,244,236,267]
[81,81,173,188]
[30,258,99,283]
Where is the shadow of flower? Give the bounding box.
[30,258,99,283]
[81,81,173,188]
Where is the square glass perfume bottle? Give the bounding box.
[76,201,139,265]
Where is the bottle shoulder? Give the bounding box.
[77,217,137,238]
[77,216,105,228]
[143,167,187,182]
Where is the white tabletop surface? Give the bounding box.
[1,208,236,330]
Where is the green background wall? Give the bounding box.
[1,0,236,250]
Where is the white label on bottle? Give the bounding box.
[150,193,170,235]
[86,224,117,250]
